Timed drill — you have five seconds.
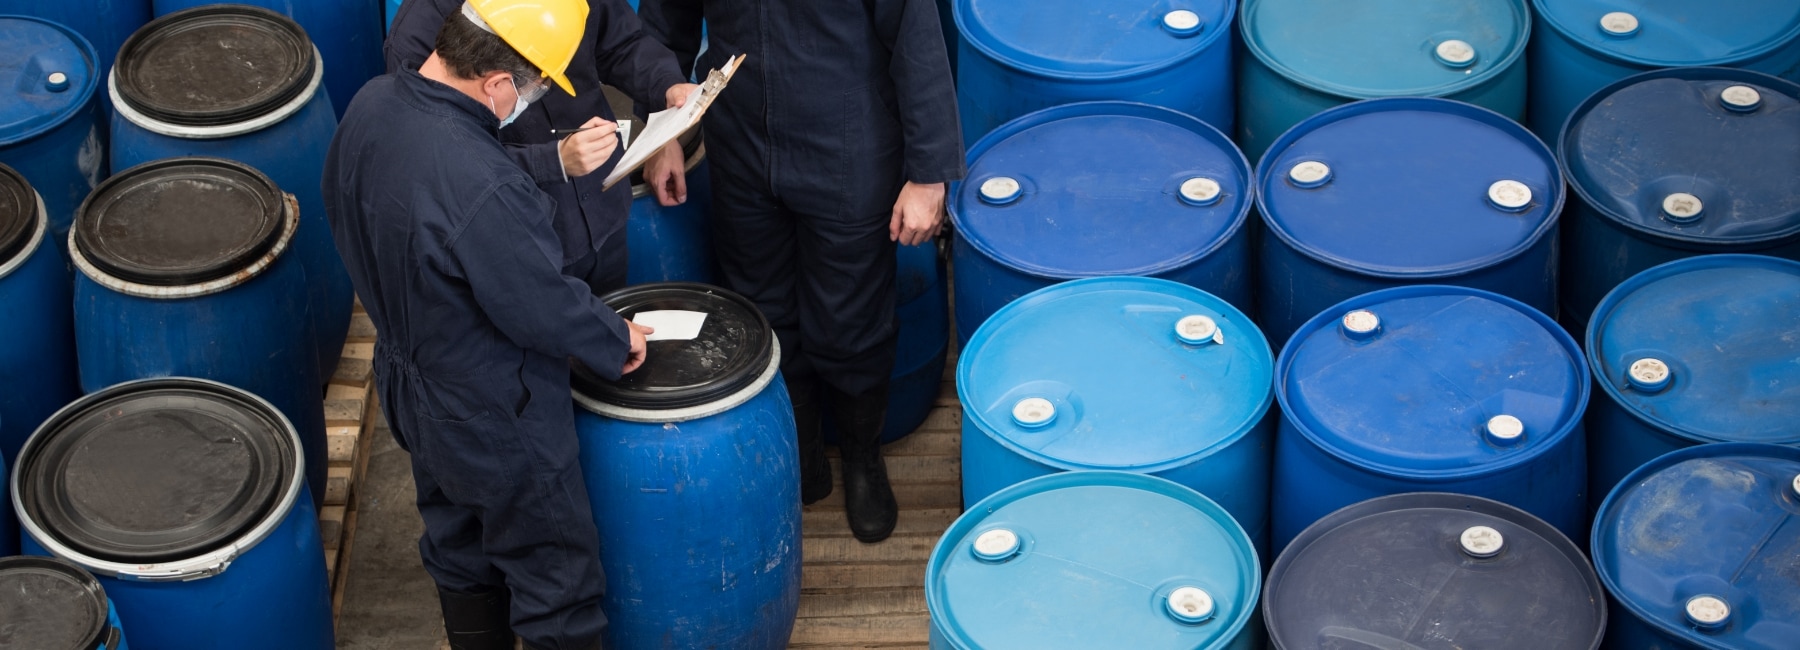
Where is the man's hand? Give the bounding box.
[889,181,947,246]
[645,140,688,206]
[558,117,619,178]
[665,83,701,109]
[622,321,655,374]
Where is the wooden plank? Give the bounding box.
[319,505,346,551]
[807,482,961,511]
[329,507,358,622]
[324,398,365,427]
[803,508,959,540]
[342,341,375,361]
[346,312,378,342]
[882,430,958,458]
[788,613,931,647]
[331,358,373,387]
[802,563,926,591]
[804,534,937,565]
[913,407,961,433]
[827,456,958,486]
[325,383,366,402]
[796,588,926,619]
[327,425,361,464]
[323,466,353,506]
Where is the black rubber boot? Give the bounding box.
[831,382,898,543]
[790,376,833,505]
[438,586,515,650]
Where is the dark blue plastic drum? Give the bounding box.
[0,165,79,476]
[154,0,384,119]
[0,555,129,649]
[0,15,105,242]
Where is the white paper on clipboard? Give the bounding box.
[601,54,745,190]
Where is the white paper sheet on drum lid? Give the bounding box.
[633,310,708,341]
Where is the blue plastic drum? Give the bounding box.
[1558,68,1800,337]
[951,102,1253,346]
[1265,493,1605,650]
[1528,0,1800,145]
[928,471,1261,650]
[1592,443,1800,650]
[952,0,1235,147]
[1271,285,1590,552]
[1256,97,1563,350]
[154,0,383,119]
[958,277,1274,551]
[625,149,714,285]
[70,158,328,509]
[12,377,334,650]
[1236,0,1530,164]
[0,165,79,474]
[0,15,104,241]
[7,3,151,97]
[572,283,800,650]
[111,5,353,384]
[1584,255,1800,512]
[0,556,129,649]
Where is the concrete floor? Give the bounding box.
[335,412,449,649]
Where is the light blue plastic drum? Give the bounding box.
[1558,68,1800,338]
[1271,285,1590,552]
[1236,0,1530,164]
[958,276,1274,551]
[0,15,105,242]
[928,471,1261,650]
[155,0,384,119]
[0,555,129,650]
[1584,255,1800,513]
[110,5,353,384]
[1592,443,1800,650]
[1528,0,1800,146]
[952,0,1235,147]
[572,283,800,650]
[70,157,328,510]
[1255,97,1563,350]
[0,165,79,477]
[951,102,1253,347]
[12,377,334,650]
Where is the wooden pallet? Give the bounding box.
[319,304,383,628]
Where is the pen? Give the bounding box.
[549,125,615,135]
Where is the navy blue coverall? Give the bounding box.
[386,0,687,296]
[639,0,965,395]
[322,70,633,649]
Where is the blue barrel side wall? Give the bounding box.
[109,91,353,383]
[574,377,801,650]
[104,594,128,650]
[951,221,1251,348]
[0,227,80,470]
[959,411,1274,554]
[73,255,328,508]
[1236,46,1527,165]
[1256,221,1557,352]
[22,490,335,649]
[954,38,1234,149]
[7,3,150,98]
[826,241,949,444]
[626,158,715,285]
[0,22,104,243]
[1269,418,1588,553]
[1581,390,1704,520]
[153,0,385,119]
[0,457,11,556]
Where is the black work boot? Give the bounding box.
[438,586,515,650]
[831,382,898,543]
[789,375,833,505]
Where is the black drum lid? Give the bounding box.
[0,556,110,650]
[114,4,316,127]
[16,379,297,565]
[74,157,286,286]
[573,282,774,410]
[0,163,37,264]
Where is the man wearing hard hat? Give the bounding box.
[322,2,651,648]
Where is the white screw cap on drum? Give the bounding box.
[1289,161,1332,188]
[1341,309,1380,339]
[971,528,1021,562]
[1793,474,1800,499]
[1162,10,1203,37]
[1175,315,1222,346]
[1662,193,1704,222]
[1435,39,1476,68]
[1011,397,1056,429]
[1179,177,1223,206]
[1600,11,1639,37]
[46,71,69,92]
[1685,595,1731,630]
[979,176,1022,205]
[1165,586,1215,624]
[1720,85,1763,112]
[1487,180,1533,212]
[1484,415,1525,446]
[1627,357,1672,392]
[1459,526,1504,558]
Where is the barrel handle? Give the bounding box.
[1317,626,1429,650]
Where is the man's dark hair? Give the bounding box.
[433,12,539,83]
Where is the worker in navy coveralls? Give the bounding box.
[322,2,654,648]
[385,0,699,296]
[639,0,966,542]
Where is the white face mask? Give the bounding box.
[489,78,530,129]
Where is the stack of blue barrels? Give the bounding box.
[929,0,1800,647]
[4,1,368,647]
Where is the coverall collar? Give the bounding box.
[397,68,503,133]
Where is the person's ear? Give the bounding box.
[480,70,513,98]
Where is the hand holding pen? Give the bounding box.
[555,118,618,178]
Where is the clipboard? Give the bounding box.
[601,54,746,190]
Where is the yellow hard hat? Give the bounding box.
[464,0,588,96]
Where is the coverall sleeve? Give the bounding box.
[870,0,968,185]
[448,180,634,380]
[590,0,690,112]
[637,0,708,81]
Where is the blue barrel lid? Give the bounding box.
[1592,443,1800,649]
[0,16,98,147]
[0,556,114,650]
[1257,98,1562,278]
[1277,285,1588,477]
[954,0,1233,79]
[1532,0,1800,67]
[928,471,1259,649]
[1587,255,1800,445]
[1241,0,1528,98]
[957,277,1272,472]
[1266,493,1606,649]
[953,102,1251,279]
[1562,68,1800,247]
